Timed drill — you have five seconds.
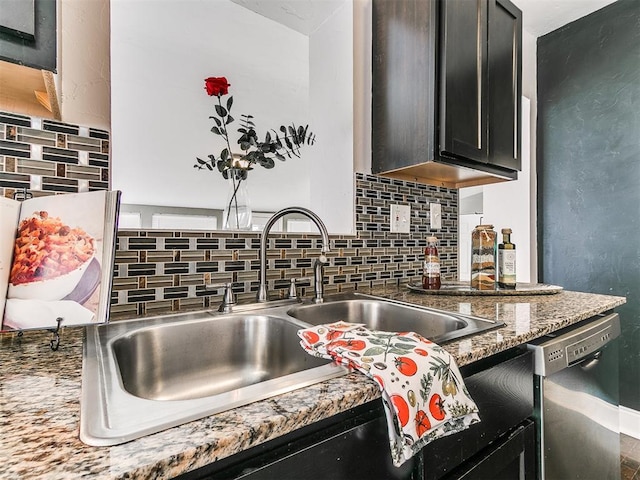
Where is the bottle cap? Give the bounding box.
[501,228,512,234]
[427,236,438,242]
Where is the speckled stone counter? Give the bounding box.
[0,288,626,479]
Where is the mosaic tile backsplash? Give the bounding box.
[0,111,458,319]
[0,111,110,198]
[111,173,459,318]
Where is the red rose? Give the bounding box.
[204,76,230,96]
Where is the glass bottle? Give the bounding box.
[422,236,441,290]
[471,225,497,290]
[498,228,517,289]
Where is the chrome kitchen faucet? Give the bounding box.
[257,207,330,303]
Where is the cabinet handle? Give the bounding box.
[513,29,519,160]
[476,0,483,150]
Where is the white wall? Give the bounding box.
[59,0,110,130]
[523,29,538,283]
[482,97,532,283]
[309,0,354,233]
[353,0,372,174]
[459,99,531,283]
[110,0,355,233]
[111,0,310,213]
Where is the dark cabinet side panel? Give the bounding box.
[372,0,437,173]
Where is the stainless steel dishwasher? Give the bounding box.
[527,313,620,480]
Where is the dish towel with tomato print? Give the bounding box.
[298,321,480,467]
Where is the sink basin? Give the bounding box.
[81,309,346,446]
[81,293,502,446]
[287,293,502,343]
[112,314,330,401]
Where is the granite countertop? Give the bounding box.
[0,287,626,479]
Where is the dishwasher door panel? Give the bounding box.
[538,337,620,480]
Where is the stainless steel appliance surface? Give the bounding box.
[528,313,621,480]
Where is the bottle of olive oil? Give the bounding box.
[498,228,516,289]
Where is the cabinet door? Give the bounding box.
[218,414,420,480]
[180,401,422,480]
[487,0,522,171]
[439,0,489,164]
[422,348,533,480]
[441,420,536,480]
[439,0,522,172]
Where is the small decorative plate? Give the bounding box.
[406,281,563,296]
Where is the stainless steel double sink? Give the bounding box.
[80,292,502,446]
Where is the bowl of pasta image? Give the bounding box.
[8,211,95,301]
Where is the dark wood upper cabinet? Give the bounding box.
[372,0,522,188]
[0,0,56,72]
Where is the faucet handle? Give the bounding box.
[288,277,313,300]
[205,282,237,313]
[205,281,231,290]
[288,278,298,299]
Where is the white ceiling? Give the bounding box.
[234,0,619,38]
[511,0,617,36]
[230,0,345,35]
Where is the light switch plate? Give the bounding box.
[430,203,442,229]
[390,204,411,233]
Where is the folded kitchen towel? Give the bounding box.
[298,321,480,467]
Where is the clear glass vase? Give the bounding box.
[222,168,252,230]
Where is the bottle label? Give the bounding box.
[423,257,440,277]
[499,250,516,283]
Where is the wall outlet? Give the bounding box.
[430,203,442,229]
[390,204,411,233]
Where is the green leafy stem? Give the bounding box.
[194,95,316,228]
[194,95,316,176]
[363,333,417,362]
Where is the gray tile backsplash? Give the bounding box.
[0,111,110,198]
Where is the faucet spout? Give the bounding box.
[257,207,330,302]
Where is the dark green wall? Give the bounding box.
[537,0,640,411]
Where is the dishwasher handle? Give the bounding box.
[573,349,603,371]
[528,313,620,377]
